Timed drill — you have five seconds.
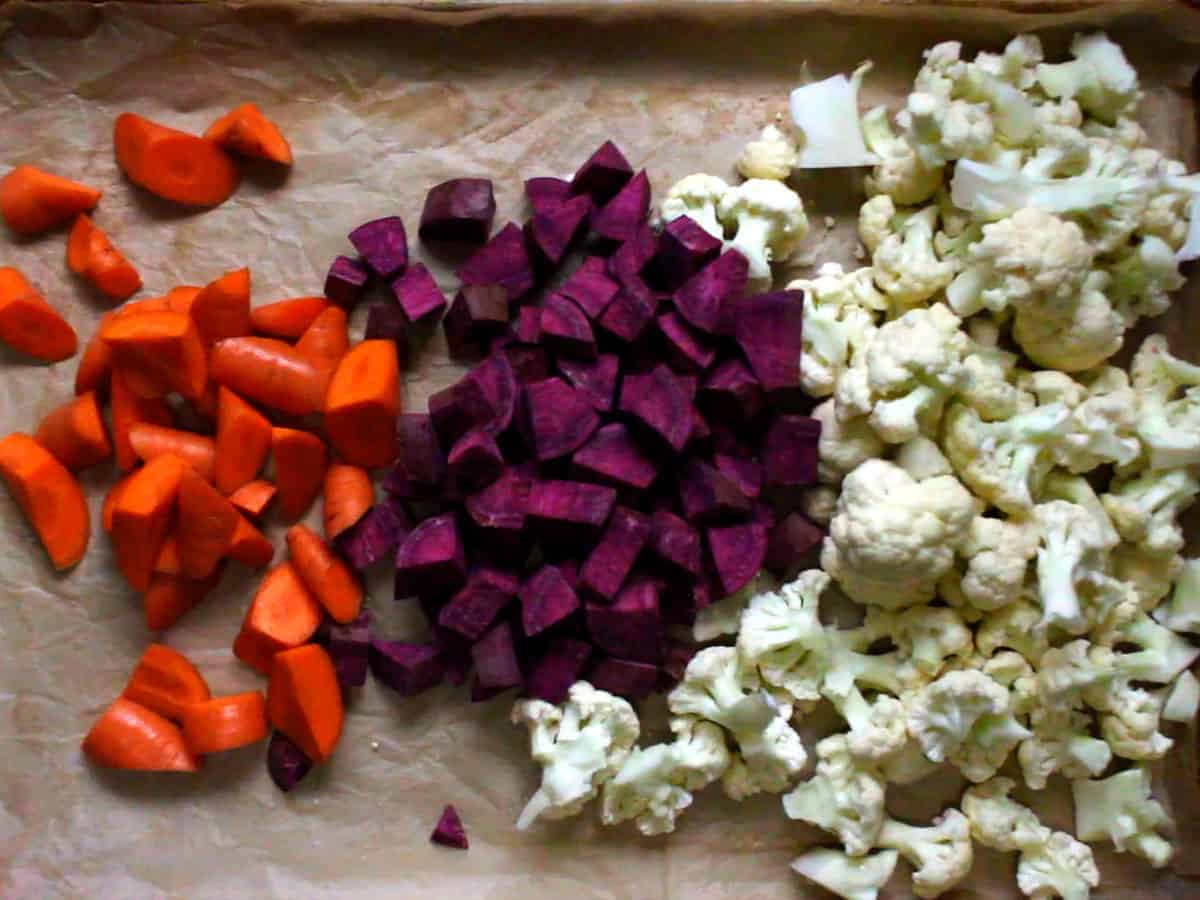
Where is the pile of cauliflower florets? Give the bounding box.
[510,33,1200,900]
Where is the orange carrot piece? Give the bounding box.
[114,287,201,319]
[191,268,251,344]
[324,340,401,469]
[210,336,329,415]
[267,644,343,763]
[286,524,363,624]
[122,643,211,722]
[271,427,327,521]
[229,514,274,568]
[155,534,181,575]
[114,113,239,208]
[214,387,271,495]
[66,214,142,301]
[82,697,201,772]
[111,453,188,591]
[111,369,172,472]
[100,310,207,399]
[0,164,100,235]
[103,474,132,533]
[228,479,276,519]
[233,562,322,675]
[249,296,329,339]
[75,318,115,397]
[128,423,215,482]
[0,433,90,570]
[143,567,222,631]
[0,267,78,363]
[323,464,373,540]
[205,103,293,166]
[182,691,269,755]
[296,306,349,370]
[176,468,239,579]
[34,391,112,471]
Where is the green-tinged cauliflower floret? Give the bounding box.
[876,810,973,899]
[1102,467,1200,558]
[905,669,1011,766]
[1016,830,1100,900]
[659,173,731,240]
[792,263,885,399]
[813,400,887,484]
[826,682,909,765]
[1033,499,1118,634]
[791,848,900,900]
[736,569,829,705]
[1035,32,1141,125]
[869,206,956,311]
[976,600,1050,663]
[717,178,809,285]
[1011,271,1125,372]
[737,124,799,181]
[883,606,973,677]
[692,570,775,642]
[1109,235,1185,323]
[1085,679,1172,761]
[1072,767,1174,868]
[1018,708,1113,791]
[1153,557,1200,633]
[1113,544,1183,610]
[862,105,945,205]
[1130,333,1200,470]
[962,776,1050,852]
[783,734,887,856]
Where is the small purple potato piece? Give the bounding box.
[394,414,447,486]
[369,640,445,695]
[540,294,596,359]
[589,658,659,700]
[336,498,411,571]
[559,256,620,319]
[674,249,748,334]
[348,216,408,278]
[657,310,715,373]
[648,509,702,576]
[715,453,762,500]
[591,170,651,243]
[323,255,370,308]
[439,576,514,641]
[766,511,825,575]
[526,176,572,214]
[571,422,657,492]
[596,289,655,343]
[458,223,535,300]
[526,638,592,704]
[762,415,822,488]
[470,352,519,437]
[733,289,805,393]
[472,621,522,689]
[650,215,722,290]
[619,364,693,452]
[505,344,551,385]
[466,468,532,535]
[678,458,753,524]
[513,306,541,344]
[447,430,505,493]
[698,358,765,424]
[394,513,467,598]
[520,564,581,636]
[324,609,371,687]
[528,194,591,266]
[431,805,469,850]
[528,479,617,528]
[608,224,658,292]
[432,626,472,686]
[390,262,447,324]
[580,506,652,601]
[586,580,662,664]
[522,378,601,461]
[444,284,510,359]
[569,140,634,204]
[429,377,495,449]
[267,730,312,792]
[419,178,496,245]
[688,408,712,449]
[558,354,619,413]
[365,302,410,366]
[707,521,768,596]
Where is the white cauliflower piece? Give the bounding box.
[826,681,909,765]
[1036,31,1141,124]
[1053,366,1142,473]
[1087,680,1172,761]
[659,173,731,240]
[737,124,799,181]
[961,776,1050,852]
[976,600,1050,663]
[906,669,1009,764]
[1016,830,1100,900]
[1130,333,1200,470]
[946,515,1040,613]
[1072,766,1173,868]
[1153,557,1200,633]
[1113,544,1183,610]
[791,848,900,900]
[783,734,887,856]
[792,264,885,399]
[861,105,944,205]
[870,206,956,311]
[1163,669,1200,723]
[957,320,1024,421]
[1040,472,1120,545]
[801,484,838,526]
[736,569,829,704]
[1102,467,1200,558]
[1093,612,1200,685]
[692,570,775,642]
[1109,235,1185,322]
[895,435,954,481]
[813,400,886,484]
[1033,500,1118,634]
[889,606,973,676]
[876,810,973,899]
[904,90,995,169]
[1018,708,1113,790]
[717,178,809,285]
[858,193,895,255]
[1011,270,1125,372]
[949,708,1033,784]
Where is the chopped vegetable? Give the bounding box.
[526,638,592,704]
[560,257,620,320]
[419,178,496,246]
[128,423,215,481]
[349,216,409,278]
[525,176,572,213]
[619,365,692,452]
[67,214,141,300]
[472,621,523,690]
[83,697,200,772]
[707,521,767,595]
[323,255,370,308]
[122,643,211,722]
[430,805,469,850]
[233,562,322,675]
[390,262,447,324]
[523,377,601,461]
[205,103,292,165]
[271,427,327,521]
[181,691,269,754]
[34,392,111,471]
[570,140,634,204]
[250,296,330,338]
[788,65,877,168]
[0,164,100,234]
[458,223,535,300]
[176,468,239,578]
[579,507,651,601]
[589,658,659,700]
[229,480,277,518]
[369,640,444,696]
[191,268,252,344]
[591,170,651,243]
[114,113,239,207]
[296,306,350,371]
[322,610,371,688]
[540,294,596,358]
[210,336,328,414]
[673,249,748,334]
[393,513,467,598]
[520,564,581,637]
[267,730,313,792]
[267,643,344,763]
[650,215,722,289]
[324,340,401,468]
[287,524,364,624]
[571,422,657,492]
[0,267,78,363]
[444,284,510,358]
[528,194,590,266]
[587,580,663,664]
[337,498,410,571]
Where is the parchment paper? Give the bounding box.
[2,3,1200,897]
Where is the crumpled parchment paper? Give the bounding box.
[1,2,1200,897]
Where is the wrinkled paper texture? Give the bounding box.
[1,1,1200,897]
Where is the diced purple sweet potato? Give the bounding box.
[688,409,712,449]
[267,730,312,792]
[586,580,662,664]
[659,640,696,689]
[528,479,616,529]
[324,255,370,308]
[336,498,411,571]
[444,284,510,359]
[472,621,522,689]
[591,170,651,244]
[447,430,505,493]
[390,262,448,324]
[618,364,692,452]
[394,414,447,486]
[466,468,532,536]
[365,302,410,366]
[322,609,371,688]
[559,257,620,319]
[528,194,591,267]
[470,353,519,437]
[526,638,592,704]
[734,290,804,393]
[715,452,763,500]
[369,640,445,695]
[526,176,572,214]
[608,224,658,292]
[394,513,467,598]
[657,310,715,373]
[678,458,753,524]
[698,358,765,424]
[648,509,702,576]
[707,521,768,596]
[438,576,514,641]
[420,178,496,246]
[589,658,659,700]
[766,511,825,575]
[596,289,655,343]
[429,377,495,449]
[558,354,619,413]
[649,216,723,290]
[458,223,536,300]
[431,805,469,850]
[540,294,596,359]
[569,140,634,204]
[520,564,581,636]
[522,378,601,461]
[762,415,821,488]
[513,306,542,344]
[579,508,651,602]
[349,216,409,279]
[674,249,748,333]
[571,422,657,492]
[431,626,472,686]
[674,372,699,402]
[505,344,551,385]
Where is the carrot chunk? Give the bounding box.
[0,433,90,570]
[83,697,200,772]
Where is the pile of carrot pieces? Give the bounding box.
[0,105,391,774]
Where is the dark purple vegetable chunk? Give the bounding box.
[528,194,591,266]
[528,480,617,529]
[428,378,494,449]
[674,249,748,334]
[687,409,712,449]
[589,658,659,699]
[587,580,662,664]
[504,344,551,385]
[648,509,702,576]
[466,468,532,536]
[431,804,469,850]
[324,255,370,308]
[394,414,447,487]
[558,354,619,413]
[733,290,804,393]
[390,262,447,324]
[458,223,535,300]
[522,378,601,461]
[369,640,445,695]
[559,257,620,320]
[444,284,510,359]
[571,422,657,492]
[526,638,592,704]
[619,364,692,452]
[569,140,634,204]
[447,430,505,494]
[470,353,519,437]
[540,294,596,359]
[394,513,467,598]
[513,306,541,344]
[420,178,496,246]
[678,458,752,524]
[472,622,522,689]
[596,289,655,343]
[766,511,825,575]
[470,677,512,702]
[325,609,371,687]
[432,626,472,686]
[526,177,572,214]
[650,216,722,290]
[715,452,762,500]
[520,564,581,636]
[657,310,715,373]
[608,225,658,292]
[762,415,822,488]
[365,303,409,365]
[348,216,409,279]
[591,170,651,243]
[698,358,765,424]
[438,575,514,641]
[579,507,651,601]
[267,730,312,792]
[707,521,768,596]
[337,498,411,571]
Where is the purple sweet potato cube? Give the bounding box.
[390,262,447,324]
[579,507,651,602]
[648,509,702,576]
[458,223,536,300]
[429,378,495,449]
[447,430,505,493]
[558,354,619,413]
[324,609,371,687]
[267,731,312,792]
[698,358,765,424]
[715,453,763,500]
[596,289,655,343]
[586,580,662,664]
[419,178,496,245]
[444,284,510,359]
[472,622,522,689]
[528,194,591,267]
[469,353,519,437]
[733,290,804,393]
[324,255,370,308]
[526,638,592,704]
[707,521,768,596]
[505,344,551,385]
[590,170,651,244]
[394,513,467,598]
[678,458,753,524]
[571,422,657,492]
[430,805,469,850]
[766,511,825,575]
[520,564,581,636]
[466,468,532,537]
[369,641,444,696]
[762,415,822,488]
[438,576,514,641]
[608,224,658,292]
[513,306,542,344]
[337,498,412,571]
[348,216,408,278]
[589,658,659,699]
[522,378,601,460]
[618,364,693,452]
[559,256,620,319]
[526,176,572,214]
[569,140,634,204]
[674,249,748,333]
[651,216,722,290]
[394,414,447,486]
[527,480,617,529]
[540,294,596,359]
[365,302,410,366]
[657,310,715,373]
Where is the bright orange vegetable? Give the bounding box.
[176,469,239,579]
[75,318,115,397]
[191,268,251,344]
[128,423,215,482]
[228,479,276,519]
[66,214,142,301]
[228,515,274,569]
[82,697,201,772]
[323,464,373,540]
[100,310,207,399]
[33,391,112,471]
[271,427,326,521]
[296,306,349,370]
[122,643,211,722]
[0,267,78,363]
[233,562,322,675]
[324,340,400,469]
[102,474,133,533]
[210,336,329,415]
[114,287,201,319]
[267,644,343,763]
[114,113,239,208]
[214,387,271,495]
[143,568,222,632]
[182,691,269,754]
[111,369,172,472]
[249,297,329,339]
[205,103,293,166]
[287,523,363,624]
[111,453,188,592]
[0,164,100,235]
[0,433,90,570]
[154,534,181,575]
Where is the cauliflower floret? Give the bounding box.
[1072,766,1173,868]
[948,708,1033,784]
[1102,467,1200,558]
[870,206,957,311]
[736,570,829,705]
[1052,366,1141,474]
[717,178,809,285]
[1018,708,1113,790]
[858,193,896,255]
[783,734,887,856]
[1036,31,1141,124]
[1092,611,1200,685]
[876,810,973,899]
[888,606,973,676]
[894,435,954,481]
[1087,681,1172,761]
[1109,235,1185,323]
[1130,333,1200,470]
[737,124,799,181]
[904,90,995,168]
[1153,557,1200,633]
[957,320,1024,421]
[976,600,1050,663]
[1012,270,1125,372]
[511,682,640,829]
[861,106,944,205]
[1164,669,1200,722]
[821,459,976,608]
[659,173,731,240]
[791,848,900,900]
[1112,544,1183,610]
[1040,472,1120,545]
[1016,830,1100,900]
[692,570,776,643]
[945,515,1039,613]
[799,295,878,400]
[906,669,1010,764]
[826,681,909,765]
[801,484,838,526]
[1033,500,1118,633]
[962,776,1050,852]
